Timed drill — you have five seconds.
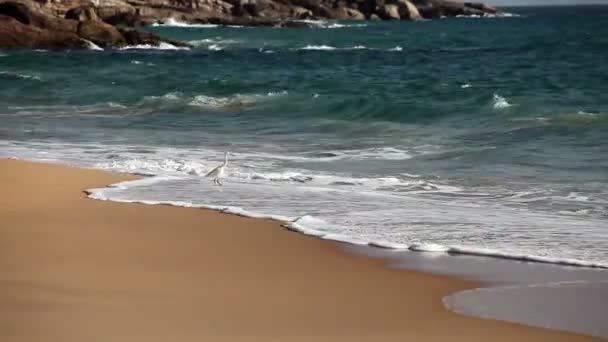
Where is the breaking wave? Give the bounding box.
[141,90,288,109]
[119,42,190,51]
[296,45,403,51]
[0,71,42,81]
[492,94,512,109]
[151,18,219,28]
[292,20,368,29]
[455,12,522,19]
[84,39,103,51]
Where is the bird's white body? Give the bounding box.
[206,152,228,185]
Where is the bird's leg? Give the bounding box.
[217,178,223,186]
[213,178,218,185]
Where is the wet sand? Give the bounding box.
[0,159,602,342]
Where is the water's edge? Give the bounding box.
[78,163,607,339]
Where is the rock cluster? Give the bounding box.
[0,0,191,49]
[74,0,497,26]
[0,0,499,49]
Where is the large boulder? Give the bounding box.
[0,15,88,48]
[430,0,493,16]
[0,0,191,49]
[0,1,78,32]
[397,0,422,20]
[65,5,98,21]
[77,19,126,47]
[95,1,137,25]
[232,0,265,16]
[465,1,497,13]
[378,4,400,19]
[118,28,192,48]
[290,6,312,19]
[335,7,365,20]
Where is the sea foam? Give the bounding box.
[84,39,103,51]
[84,175,608,270]
[119,42,190,51]
[0,71,42,81]
[151,18,218,28]
[492,94,512,109]
[297,45,403,52]
[292,20,368,29]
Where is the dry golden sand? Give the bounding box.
[0,159,601,342]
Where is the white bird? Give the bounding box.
[205,152,228,185]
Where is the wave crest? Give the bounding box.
[141,90,288,110]
[0,71,42,81]
[151,18,218,28]
[119,42,190,51]
[296,45,403,52]
[493,94,512,109]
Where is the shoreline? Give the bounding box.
[0,158,603,341]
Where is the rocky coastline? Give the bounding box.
[0,0,499,49]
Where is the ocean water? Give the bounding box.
[1,6,608,269]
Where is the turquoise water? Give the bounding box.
[1,6,607,267]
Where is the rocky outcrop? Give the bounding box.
[413,0,496,18]
[378,4,400,20]
[399,0,422,20]
[0,0,191,49]
[40,0,499,27]
[0,0,501,49]
[77,17,126,47]
[0,15,87,49]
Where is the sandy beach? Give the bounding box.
[0,159,602,342]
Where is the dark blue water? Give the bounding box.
[1,6,607,267]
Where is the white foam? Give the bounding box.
[189,95,235,108]
[448,246,608,269]
[566,192,591,202]
[89,181,293,223]
[461,83,472,88]
[143,92,183,102]
[577,110,597,117]
[94,158,199,175]
[293,20,367,29]
[325,23,368,29]
[84,176,608,270]
[409,243,450,252]
[119,42,190,51]
[194,91,287,108]
[84,39,103,51]
[189,38,239,47]
[151,18,219,28]
[455,12,521,19]
[297,45,401,52]
[208,44,223,51]
[558,209,592,216]
[8,142,605,272]
[492,94,512,109]
[241,146,414,163]
[0,71,42,81]
[141,91,287,109]
[299,45,337,51]
[368,241,409,249]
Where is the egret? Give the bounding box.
[206,152,228,185]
